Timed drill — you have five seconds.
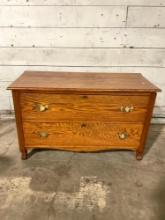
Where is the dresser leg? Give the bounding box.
[21,149,28,160]
[136,150,143,160]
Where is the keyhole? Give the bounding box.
[81,95,88,99]
[81,123,86,128]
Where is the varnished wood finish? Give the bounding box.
[7,71,161,160]
[8,71,161,92]
[12,91,27,158]
[136,92,157,160]
[23,122,143,148]
[20,93,149,122]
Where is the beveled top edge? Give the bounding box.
[7,71,161,92]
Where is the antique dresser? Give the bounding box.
[8,71,161,160]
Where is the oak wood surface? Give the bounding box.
[23,121,143,149]
[12,91,27,156]
[8,71,161,92]
[8,71,160,159]
[136,92,157,160]
[20,93,149,122]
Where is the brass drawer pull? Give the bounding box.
[33,103,49,112]
[120,105,134,113]
[118,131,128,140]
[36,131,49,138]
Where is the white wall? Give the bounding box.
[0,0,165,121]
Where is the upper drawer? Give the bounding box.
[20,93,150,122]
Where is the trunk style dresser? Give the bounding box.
[8,71,161,160]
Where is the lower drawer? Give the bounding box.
[23,121,143,150]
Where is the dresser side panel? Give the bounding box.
[12,90,26,153]
[137,92,157,155]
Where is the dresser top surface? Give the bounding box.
[8,71,161,92]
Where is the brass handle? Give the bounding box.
[118,131,128,140]
[36,131,49,138]
[120,105,134,113]
[33,103,49,112]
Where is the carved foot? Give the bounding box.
[21,150,28,160]
[136,151,143,161]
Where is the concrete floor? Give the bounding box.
[0,119,165,220]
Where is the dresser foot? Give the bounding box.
[136,151,143,160]
[21,150,28,160]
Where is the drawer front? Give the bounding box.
[23,121,143,149]
[20,93,149,122]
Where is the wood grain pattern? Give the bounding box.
[1,66,164,119]
[136,92,157,160]
[1,0,164,119]
[8,72,160,159]
[23,121,143,150]
[8,71,161,92]
[20,93,149,122]
[12,91,27,159]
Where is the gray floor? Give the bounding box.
[0,119,165,220]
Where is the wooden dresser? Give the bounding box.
[8,71,161,160]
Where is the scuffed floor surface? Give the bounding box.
[0,119,165,220]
